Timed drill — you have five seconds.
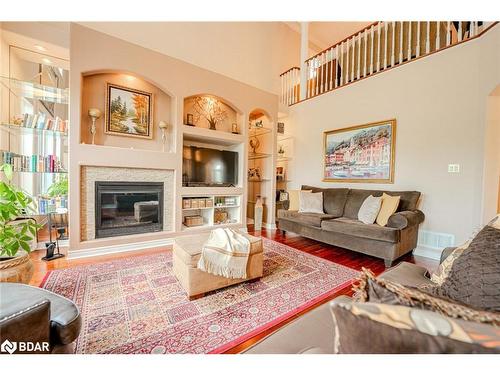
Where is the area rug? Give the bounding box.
[41,237,359,354]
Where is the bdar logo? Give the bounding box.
[1,340,17,354]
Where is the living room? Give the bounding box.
[1,0,499,373]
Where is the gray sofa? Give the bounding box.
[278,186,425,267]
[243,248,498,354]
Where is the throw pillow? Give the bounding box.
[352,268,500,326]
[426,220,500,312]
[430,240,472,285]
[288,189,311,211]
[330,300,500,354]
[298,191,324,214]
[357,195,382,224]
[376,193,401,226]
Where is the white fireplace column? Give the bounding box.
[299,22,309,101]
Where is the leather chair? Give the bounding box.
[0,283,81,354]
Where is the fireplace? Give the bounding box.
[95,181,164,238]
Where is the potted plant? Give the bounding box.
[0,163,41,283]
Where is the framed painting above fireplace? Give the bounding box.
[323,119,396,183]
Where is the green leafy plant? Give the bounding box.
[0,164,41,257]
[47,175,68,197]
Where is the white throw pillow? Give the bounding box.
[358,195,383,224]
[298,191,324,214]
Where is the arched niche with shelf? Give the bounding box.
[80,71,174,152]
[183,94,241,134]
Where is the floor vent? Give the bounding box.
[418,230,455,250]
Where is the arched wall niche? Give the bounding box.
[80,70,174,152]
[183,93,241,134]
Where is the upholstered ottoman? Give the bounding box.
[173,231,263,299]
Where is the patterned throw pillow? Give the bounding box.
[353,268,500,326]
[427,217,500,312]
[431,240,472,285]
[330,300,500,354]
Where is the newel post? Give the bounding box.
[299,22,309,101]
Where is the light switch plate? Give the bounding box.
[448,164,460,173]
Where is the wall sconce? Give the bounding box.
[158,120,169,152]
[88,108,102,145]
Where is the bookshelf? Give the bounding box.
[0,76,69,219]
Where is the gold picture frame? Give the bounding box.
[104,83,154,139]
[323,119,396,183]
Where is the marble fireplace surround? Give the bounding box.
[80,166,174,241]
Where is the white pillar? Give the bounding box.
[299,22,309,101]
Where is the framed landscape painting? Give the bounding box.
[323,119,396,183]
[105,83,153,139]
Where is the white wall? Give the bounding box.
[79,22,311,95]
[286,25,500,245]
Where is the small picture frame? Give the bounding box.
[186,113,194,126]
[277,122,285,134]
[276,166,286,181]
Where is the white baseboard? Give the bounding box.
[412,246,443,261]
[68,237,174,259]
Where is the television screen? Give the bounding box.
[182,146,238,187]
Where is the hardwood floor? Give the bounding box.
[28,227,438,353]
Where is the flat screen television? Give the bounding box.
[182,146,238,187]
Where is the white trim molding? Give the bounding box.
[68,237,174,259]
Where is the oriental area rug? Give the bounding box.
[41,238,359,354]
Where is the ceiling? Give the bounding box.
[285,21,374,53]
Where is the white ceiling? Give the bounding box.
[285,21,374,53]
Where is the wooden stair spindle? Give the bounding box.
[369,24,374,74]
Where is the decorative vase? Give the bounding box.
[254,196,263,231]
[0,252,34,284]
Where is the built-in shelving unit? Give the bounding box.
[181,195,242,232]
[1,68,69,241]
[275,118,294,223]
[247,110,274,227]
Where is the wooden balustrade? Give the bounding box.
[280,21,496,106]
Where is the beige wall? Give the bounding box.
[79,22,308,95]
[482,91,500,222]
[69,24,278,251]
[286,25,500,245]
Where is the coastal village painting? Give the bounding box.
[323,119,396,183]
[105,83,153,139]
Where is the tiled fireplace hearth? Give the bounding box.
[80,166,174,241]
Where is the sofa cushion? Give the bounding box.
[424,217,500,312]
[321,217,399,243]
[357,195,382,224]
[288,189,311,211]
[353,268,500,326]
[330,300,500,353]
[343,189,421,219]
[243,300,336,354]
[301,185,349,217]
[376,193,401,226]
[278,210,336,228]
[298,191,324,214]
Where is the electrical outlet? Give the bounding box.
[448,164,460,173]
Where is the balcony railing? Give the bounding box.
[281,21,497,106]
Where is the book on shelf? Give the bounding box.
[16,113,68,133]
[1,150,65,173]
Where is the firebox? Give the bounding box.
[95,181,164,238]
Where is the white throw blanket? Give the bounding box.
[197,228,251,279]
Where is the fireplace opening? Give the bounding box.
[95,181,164,238]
